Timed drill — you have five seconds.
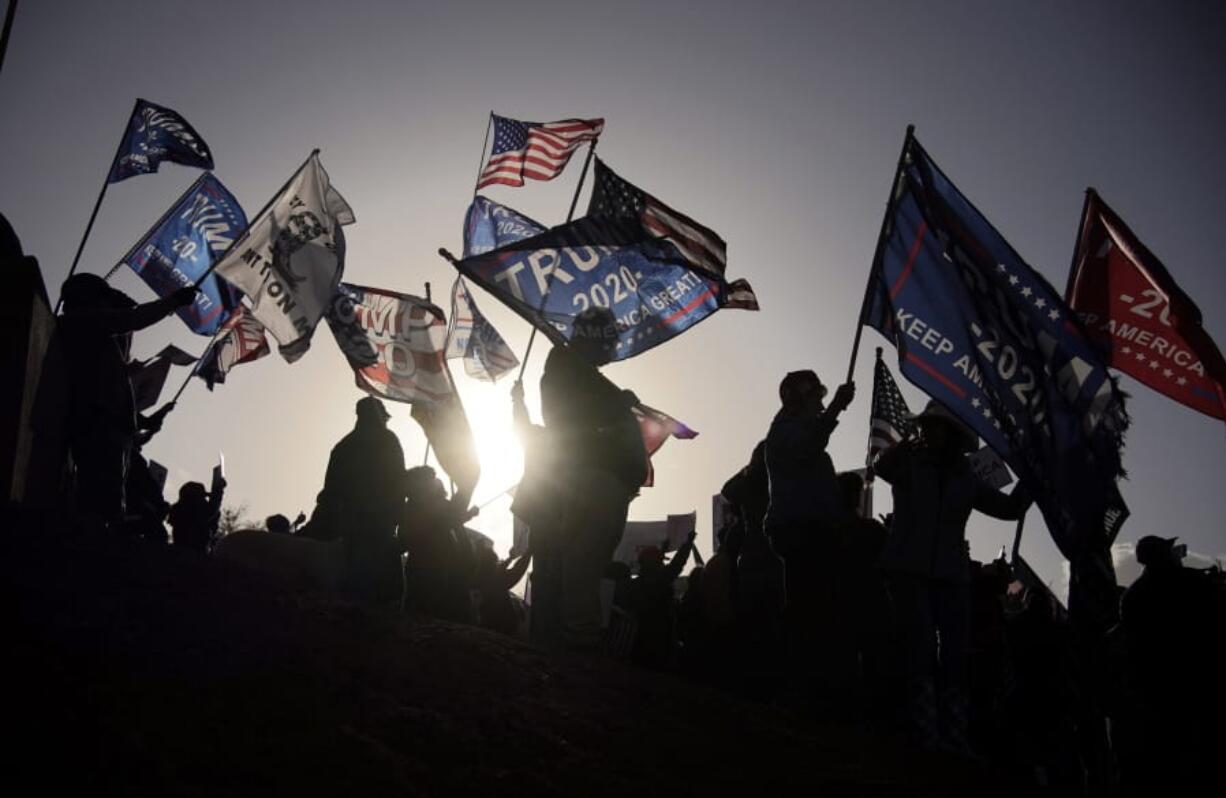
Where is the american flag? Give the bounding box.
[476,114,603,190]
[588,157,726,277]
[868,348,917,467]
[588,158,759,309]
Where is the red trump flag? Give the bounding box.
[1066,189,1226,421]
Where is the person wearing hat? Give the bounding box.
[874,398,1030,754]
[512,306,647,652]
[1117,534,1224,792]
[58,273,197,530]
[317,395,406,602]
[761,368,855,705]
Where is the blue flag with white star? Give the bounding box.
[862,133,1130,561]
[107,99,214,184]
[120,173,246,335]
[456,196,745,360]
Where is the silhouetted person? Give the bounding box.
[512,307,647,652]
[617,532,696,670]
[399,466,475,622]
[875,400,1030,754]
[474,548,532,636]
[168,478,225,553]
[58,273,195,530]
[722,440,768,538]
[763,369,854,708]
[120,446,170,544]
[322,396,405,602]
[832,471,895,725]
[1116,535,1225,794]
[266,514,292,535]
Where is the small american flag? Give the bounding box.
[476,114,603,190]
[868,348,917,467]
[589,157,726,278]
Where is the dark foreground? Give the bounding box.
[4,523,1020,797]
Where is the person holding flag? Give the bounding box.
[58,273,196,531]
[511,307,647,653]
[761,368,854,709]
[856,128,1130,638]
[874,400,1030,753]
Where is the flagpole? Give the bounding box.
[1062,188,1095,302]
[189,148,320,290]
[845,124,915,384]
[103,172,211,282]
[0,0,19,77]
[55,98,141,314]
[472,111,493,196]
[1010,511,1026,563]
[515,140,598,382]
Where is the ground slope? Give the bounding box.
[3,525,1014,797]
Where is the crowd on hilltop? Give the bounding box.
[5,215,1226,796]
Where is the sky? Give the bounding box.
[3,0,1225,594]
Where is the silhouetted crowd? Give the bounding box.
[6,216,1225,795]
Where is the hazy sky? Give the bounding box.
[3,1,1224,593]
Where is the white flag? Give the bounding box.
[214,153,354,362]
[445,277,519,382]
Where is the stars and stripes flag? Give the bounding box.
[588,158,759,309]
[476,114,604,191]
[867,347,917,469]
[196,306,272,390]
[1065,189,1226,421]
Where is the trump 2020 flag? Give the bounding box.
[446,277,519,382]
[120,173,247,335]
[326,283,480,504]
[862,132,1130,563]
[453,183,756,360]
[108,99,214,184]
[213,152,354,362]
[1066,189,1226,421]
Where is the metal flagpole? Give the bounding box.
[845,124,915,384]
[515,140,598,382]
[190,148,320,290]
[421,282,435,466]
[103,172,210,282]
[472,111,494,196]
[55,98,141,314]
[1010,511,1026,563]
[0,0,19,78]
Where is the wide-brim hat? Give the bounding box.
[913,399,979,452]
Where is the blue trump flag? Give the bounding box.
[454,191,756,361]
[862,132,1130,564]
[120,173,247,335]
[108,99,214,184]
